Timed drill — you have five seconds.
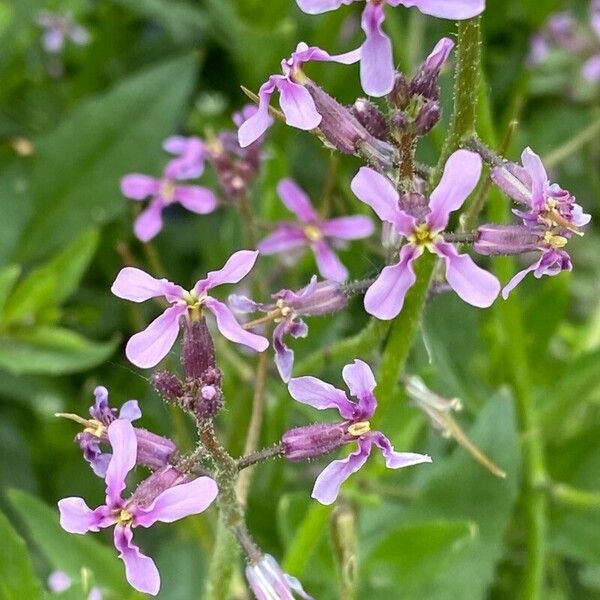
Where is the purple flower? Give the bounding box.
[58,420,218,596]
[111,251,269,368]
[73,386,176,476]
[258,179,374,282]
[230,276,347,382]
[48,571,102,599]
[162,135,207,180]
[295,1,484,97]
[237,43,360,147]
[120,157,217,242]
[37,11,90,54]
[246,554,314,600]
[287,360,431,505]
[491,147,591,232]
[583,5,600,82]
[351,149,500,319]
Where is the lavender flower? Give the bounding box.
[70,386,176,476]
[48,571,102,600]
[230,276,347,381]
[258,179,374,282]
[246,554,314,600]
[237,43,360,147]
[120,156,217,242]
[37,11,90,54]
[351,149,500,319]
[295,0,484,96]
[583,1,600,82]
[286,360,431,505]
[59,420,218,596]
[111,251,269,368]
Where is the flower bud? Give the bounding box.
[282,423,347,461]
[351,98,389,140]
[389,72,410,109]
[181,317,216,380]
[134,428,178,471]
[291,280,348,316]
[246,554,314,600]
[414,101,441,136]
[390,110,410,132]
[474,224,541,256]
[130,465,187,508]
[152,371,185,402]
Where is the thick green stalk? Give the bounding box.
[204,517,239,600]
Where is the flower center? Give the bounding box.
[275,298,293,319]
[117,509,134,526]
[542,231,568,249]
[160,180,177,203]
[541,202,583,236]
[347,421,371,437]
[304,225,323,242]
[84,419,107,438]
[407,224,438,249]
[181,290,207,321]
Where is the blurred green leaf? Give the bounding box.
[0,264,20,313]
[0,327,118,375]
[7,489,135,597]
[16,54,199,261]
[0,508,42,599]
[2,230,98,326]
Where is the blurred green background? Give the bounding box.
[0,0,599,598]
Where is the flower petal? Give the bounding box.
[342,359,377,419]
[426,149,482,232]
[370,431,432,468]
[119,400,142,422]
[105,420,137,505]
[133,200,164,242]
[120,175,160,200]
[277,80,322,130]
[520,147,548,211]
[195,250,259,294]
[125,304,187,368]
[113,526,160,596]
[434,241,500,308]
[313,241,348,282]
[58,497,101,534]
[351,167,415,234]
[311,438,372,505]
[48,571,72,593]
[277,178,318,222]
[583,54,600,82]
[257,225,308,255]
[174,185,217,214]
[320,216,374,240]
[111,267,184,303]
[423,37,455,71]
[238,78,278,148]
[364,244,420,320]
[296,0,349,14]
[360,3,395,97]
[204,298,269,351]
[396,0,485,19]
[288,376,356,419]
[135,477,218,528]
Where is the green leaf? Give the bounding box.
[0,264,20,314]
[2,230,99,325]
[7,489,134,597]
[0,327,118,375]
[16,54,199,261]
[0,508,43,599]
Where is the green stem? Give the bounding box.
[204,517,239,600]
[550,482,600,510]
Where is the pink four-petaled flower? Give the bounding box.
[111,250,269,368]
[258,179,374,282]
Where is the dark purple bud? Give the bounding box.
[282,422,347,461]
[195,383,223,419]
[389,73,411,109]
[414,102,441,136]
[390,110,410,132]
[410,38,455,101]
[474,224,542,256]
[399,192,430,221]
[152,371,185,402]
[130,465,187,508]
[351,98,389,140]
[181,317,215,380]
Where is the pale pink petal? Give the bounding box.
[111,267,184,303]
[288,376,356,420]
[434,241,500,308]
[48,571,72,593]
[277,179,318,222]
[238,78,278,148]
[501,256,543,299]
[423,37,455,70]
[43,29,65,53]
[195,250,259,294]
[134,200,164,242]
[113,526,160,596]
[364,244,420,320]
[277,80,322,130]
[311,438,372,505]
[204,298,269,351]
[174,185,217,214]
[397,0,485,19]
[120,175,160,200]
[257,225,308,255]
[119,400,142,422]
[320,216,374,240]
[351,167,415,235]
[370,431,432,468]
[125,305,187,368]
[135,477,218,527]
[58,498,101,534]
[520,147,548,210]
[427,150,482,232]
[342,359,377,419]
[312,241,348,282]
[296,0,350,14]
[360,3,395,97]
[105,420,137,505]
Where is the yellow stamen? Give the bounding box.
[117,509,134,525]
[542,231,568,249]
[407,224,439,248]
[55,413,106,437]
[304,225,323,243]
[347,421,371,437]
[160,180,177,203]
